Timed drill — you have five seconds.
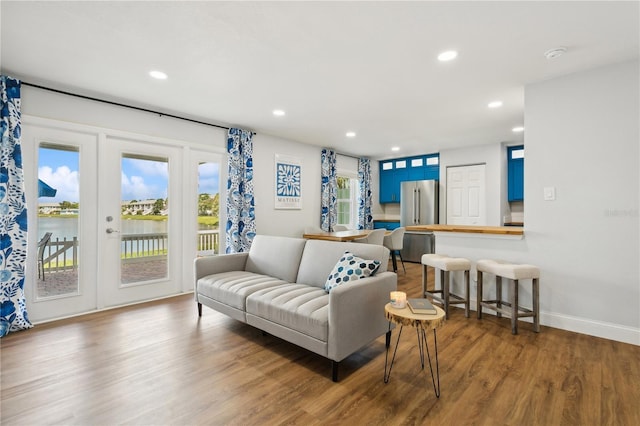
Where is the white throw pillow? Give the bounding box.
[324,251,381,293]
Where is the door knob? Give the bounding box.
[106,228,119,234]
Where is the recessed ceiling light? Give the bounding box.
[272,109,286,117]
[391,147,400,152]
[346,131,356,138]
[437,50,458,62]
[544,47,567,60]
[512,126,525,133]
[488,101,503,108]
[149,70,168,80]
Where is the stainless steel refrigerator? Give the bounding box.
[400,179,439,262]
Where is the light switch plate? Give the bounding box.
[544,186,556,201]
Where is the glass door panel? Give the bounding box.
[197,161,220,256]
[37,144,80,298]
[120,155,168,284]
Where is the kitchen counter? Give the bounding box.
[406,224,524,236]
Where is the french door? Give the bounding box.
[97,135,182,307]
[23,118,218,322]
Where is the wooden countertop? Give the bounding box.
[406,224,524,236]
[303,230,370,242]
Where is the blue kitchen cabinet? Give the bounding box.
[373,221,401,230]
[379,159,408,203]
[508,145,524,201]
[380,154,439,203]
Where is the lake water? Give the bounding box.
[38,217,171,240]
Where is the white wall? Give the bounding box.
[252,133,322,237]
[22,86,228,149]
[436,60,639,345]
[525,59,639,339]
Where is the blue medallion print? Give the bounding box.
[276,162,301,197]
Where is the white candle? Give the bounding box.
[390,291,407,308]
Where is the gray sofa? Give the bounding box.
[194,235,397,381]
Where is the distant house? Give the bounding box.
[39,200,167,216]
[122,199,167,216]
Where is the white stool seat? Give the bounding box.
[476,259,540,334]
[422,254,471,272]
[477,259,539,280]
[421,253,471,319]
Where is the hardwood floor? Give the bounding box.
[2,261,639,425]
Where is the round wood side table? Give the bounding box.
[384,302,446,397]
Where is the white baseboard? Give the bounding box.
[541,310,640,346]
[466,298,640,346]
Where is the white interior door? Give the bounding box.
[446,164,486,225]
[98,135,183,308]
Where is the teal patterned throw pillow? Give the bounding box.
[325,251,381,293]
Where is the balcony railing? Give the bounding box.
[40,230,220,274]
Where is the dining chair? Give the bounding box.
[383,227,406,273]
[37,232,53,280]
[358,228,386,246]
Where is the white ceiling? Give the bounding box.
[2,1,638,160]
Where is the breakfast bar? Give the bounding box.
[406,224,524,237]
[407,224,531,319]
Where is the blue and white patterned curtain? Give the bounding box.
[320,149,337,231]
[225,128,256,253]
[0,76,31,337]
[357,157,373,230]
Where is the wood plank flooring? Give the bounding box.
[2,261,639,425]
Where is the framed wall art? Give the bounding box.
[275,154,302,209]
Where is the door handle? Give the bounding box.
[106,228,120,234]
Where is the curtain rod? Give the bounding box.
[22,81,242,133]
[327,149,364,160]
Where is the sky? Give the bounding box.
[38,147,219,203]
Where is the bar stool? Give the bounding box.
[476,259,540,334]
[421,254,471,318]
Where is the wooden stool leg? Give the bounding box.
[511,279,519,335]
[443,270,450,318]
[464,270,470,318]
[533,278,540,332]
[496,276,502,318]
[477,271,483,319]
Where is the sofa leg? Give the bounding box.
[332,361,339,382]
[197,302,202,317]
[386,330,392,348]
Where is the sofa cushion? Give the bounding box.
[245,235,307,283]
[296,240,390,288]
[246,284,329,341]
[324,251,381,292]
[197,271,289,310]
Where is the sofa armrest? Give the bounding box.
[194,253,249,282]
[327,271,397,361]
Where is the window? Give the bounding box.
[337,175,359,229]
[197,161,220,255]
[411,158,423,167]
